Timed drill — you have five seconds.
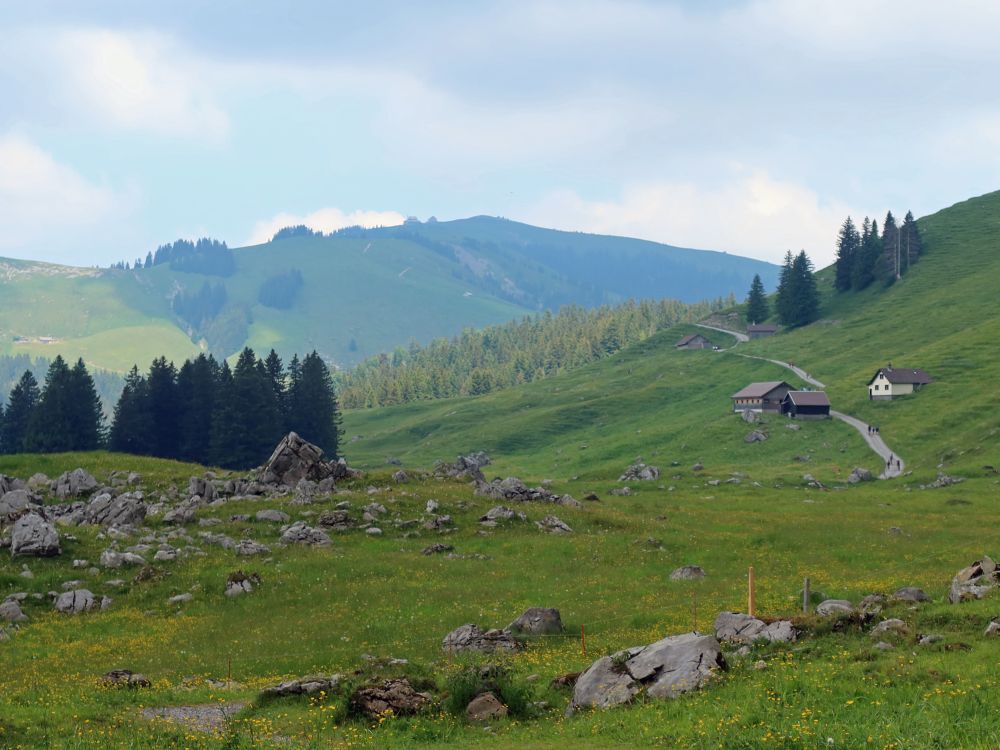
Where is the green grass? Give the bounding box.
[3,458,1000,749]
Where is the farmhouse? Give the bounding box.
[867,366,933,400]
[675,333,712,350]
[731,381,792,413]
[747,324,778,339]
[781,390,831,419]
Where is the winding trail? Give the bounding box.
[695,323,904,479]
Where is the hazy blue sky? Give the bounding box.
[1,1,998,267]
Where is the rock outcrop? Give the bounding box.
[349,678,431,718]
[11,513,60,557]
[55,469,99,498]
[259,432,352,486]
[713,612,796,644]
[949,556,1000,603]
[442,624,524,654]
[567,632,726,715]
[619,463,660,482]
[508,607,563,635]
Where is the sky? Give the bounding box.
[1,1,999,268]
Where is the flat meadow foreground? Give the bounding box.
[3,451,1000,749]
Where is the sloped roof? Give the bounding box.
[785,390,830,407]
[731,381,791,399]
[675,333,707,347]
[867,367,933,386]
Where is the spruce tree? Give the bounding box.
[209,360,238,467]
[834,217,860,292]
[67,358,105,450]
[110,366,152,454]
[25,356,75,452]
[176,354,219,463]
[853,217,880,290]
[900,210,922,273]
[146,357,180,458]
[883,211,900,280]
[745,274,768,324]
[790,251,819,327]
[1,371,39,454]
[263,349,287,427]
[775,251,795,325]
[287,351,341,457]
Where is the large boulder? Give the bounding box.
[816,599,854,616]
[949,556,1000,603]
[466,692,508,721]
[260,432,335,486]
[349,678,431,719]
[0,599,28,623]
[713,612,796,644]
[744,430,768,444]
[442,624,524,654]
[86,493,147,528]
[279,521,331,546]
[619,463,660,482]
[55,469,99,498]
[670,565,706,581]
[474,476,572,505]
[848,467,874,484]
[508,607,563,635]
[567,633,726,715]
[892,587,930,603]
[536,515,573,534]
[54,589,104,614]
[11,513,60,557]
[0,490,39,523]
[434,452,492,481]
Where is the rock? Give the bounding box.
[260,432,337,486]
[744,430,768,443]
[741,409,759,424]
[848,467,874,484]
[949,556,1000,603]
[692,463,704,471]
[466,692,508,721]
[11,513,60,557]
[873,641,895,651]
[101,669,151,688]
[508,607,563,635]
[86,493,147,528]
[153,549,177,562]
[425,500,440,513]
[859,594,886,621]
[55,469,99,498]
[350,678,431,719]
[609,486,632,496]
[474,476,572,505]
[234,539,271,556]
[816,599,854,616]
[0,490,39,523]
[434,452,492,481]
[72,559,89,569]
[921,473,964,489]
[870,618,908,638]
[168,593,193,605]
[422,543,454,555]
[54,589,98,614]
[567,632,726,715]
[892,587,930,603]
[365,527,383,536]
[669,565,706,581]
[536,515,572,534]
[255,509,290,523]
[786,423,801,430]
[225,571,261,598]
[261,674,341,698]
[984,618,1000,637]
[442,624,524,654]
[391,470,409,483]
[0,599,28,623]
[479,506,526,524]
[918,633,943,646]
[363,502,387,516]
[619,463,660,482]
[279,521,331,546]
[713,612,797,644]
[99,550,146,568]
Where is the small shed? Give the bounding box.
[781,390,830,419]
[676,333,712,350]
[747,324,778,339]
[867,366,933,400]
[731,381,792,413]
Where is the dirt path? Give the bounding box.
[141,702,247,734]
[698,324,903,478]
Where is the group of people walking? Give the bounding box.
[867,424,880,435]
[886,453,901,471]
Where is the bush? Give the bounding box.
[442,664,533,719]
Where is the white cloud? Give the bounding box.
[0,134,128,261]
[40,28,229,140]
[524,170,857,267]
[246,207,406,246]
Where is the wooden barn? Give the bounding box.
[731,381,792,413]
[867,366,933,400]
[747,324,778,339]
[781,390,831,419]
[675,333,712,350]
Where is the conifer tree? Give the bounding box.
[146,357,180,458]
[209,360,238,467]
[67,358,105,450]
[287,351,341,457]
[775,251,795,325]
[745,274,768,324]
[834,217,860,292]
[263,349,287,427]
[790,251,819,327]
[852,217,880,290]
[882,211,900,280]
[110,366,152,454]
[900,210,922,273]
[176,354,218,463]
[24,356,74,452]
[1,371,39,454]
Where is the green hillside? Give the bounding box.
[0,219,777,374]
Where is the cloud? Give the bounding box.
[0,134,129,262]
[524,170,857,267]
[38,28,229,140]
[246,207,406,246]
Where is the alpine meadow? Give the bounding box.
[3,4,1000,750]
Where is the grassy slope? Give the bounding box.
[342,322,877,483]
[2,455,1000,749]
[739,190,1000,476]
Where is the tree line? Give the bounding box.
[743,250,819,329]
[1,354,122,419]
[110,237,235,276]
[0,350,342,470]
[835,210,922,292]
[335,296,732,409]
